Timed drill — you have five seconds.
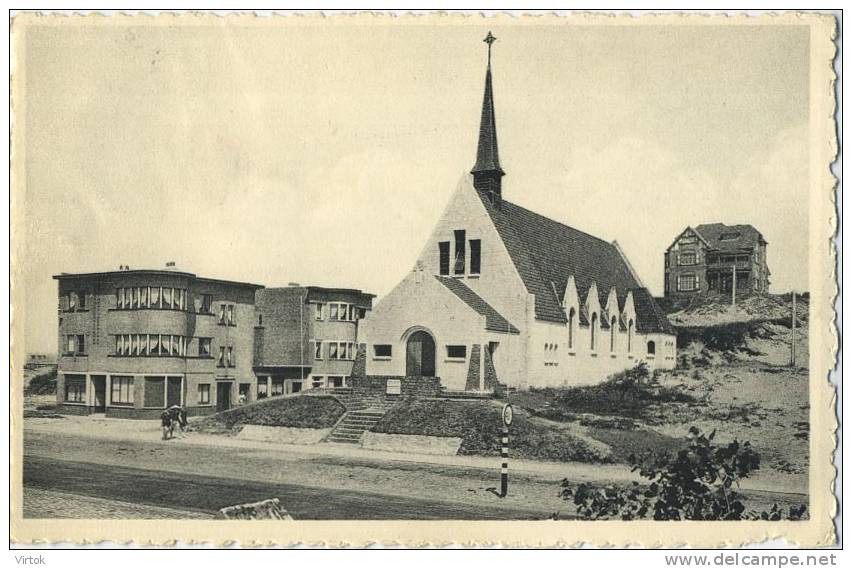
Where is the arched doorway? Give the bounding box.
[406,330,436,377]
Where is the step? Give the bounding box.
[327,435,361,443]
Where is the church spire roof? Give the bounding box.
[471,31,504,176]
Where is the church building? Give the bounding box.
[359,34,676,392]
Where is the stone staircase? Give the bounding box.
[325,389,399,445]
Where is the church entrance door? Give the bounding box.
[406,331,436,377]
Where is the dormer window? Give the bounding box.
[719,232,740,241]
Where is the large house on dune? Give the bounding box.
[359,37,676,391]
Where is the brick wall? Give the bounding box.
[351,374,442,398]
[465,344,481,390]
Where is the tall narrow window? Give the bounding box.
[628,320,634,353]
[315,303,324,321]
[469,239,481,274]
[568,307,575,349]
[76,335,85,355]
[647,341,656,355]
[590,313,597,351]
[453,230,466,274]
[610,317,617,352]
[314,340,323,360]
[218,346,225,367]
[438,241,450,276]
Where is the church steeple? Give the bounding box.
[471,31,505,207]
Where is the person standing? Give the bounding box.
[160,409,172,440]
[177,406,189,434]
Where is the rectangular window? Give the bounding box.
[115,335,124,356]
[198,338,211,357]
[64,374,86,403]
[227,346,234,367]
[110,376,134,405]
[218,346,225,367]
[679,252,696,266]
[446,345,467,359]
[150,334,160,356]
[678,274,698,292]
[469,239,481,274]
[162,287,172,309]
[198,384,211,405]
[330,304,339,321]
[314,340,323,360]
[116,288,125,309]
[454,230,466,275]
[227,304,235,325]
[315,303,324,321]
[199,293,212,314]
[438,241,450,275]
[218,303,226,324]
[68,291,78,311]
[66,335,76,355]
[329,342,338,360]
[139,334,149,356]
[143,376,165,407]
[140,287,148,308]
[171,335,181,356]
[77,291,86,310]
[160,335,170,356]
[348,342,356,360]
[257,379,268,399]
[311,375,325,389]
[150,286,160,308]
[271,380,285,396]
[374,344,392,358]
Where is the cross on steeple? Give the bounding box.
[484,31,497,67]
[471,31,505,208]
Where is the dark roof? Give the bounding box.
[53,269,264,289]
[694,223,766,253]
[476,191,642,323]
[631,288,675,335]
[435,276,520,334]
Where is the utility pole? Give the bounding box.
[791,292,797,367]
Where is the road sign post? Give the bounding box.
[500,403,513,498]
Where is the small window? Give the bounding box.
[77,291,87,310]
[469,239,481,274]
[227,304,235,326]
[329,343,338,360]
[198,384,211,405]
[198,338,211,357]
[315,303,324,321]
[226,346,234,367]
[719,232,741,241]
[218,303,226,324]
[647,341,656,355]
[257,379,268,399]
[76,335,85,355]
[330,304,339,321]
[374,344,392,358]
[446,345,466,359]
[438,241,450,275]
[679,252,696,266]
[199,293,213,314]
[218,346,225,367]
[314,340,323,360]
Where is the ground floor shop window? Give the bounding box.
[110,376,133,405]
[198,384,211,405]
[328,375,345,388]
[257,378,269,399]
[64,374,86,403]
[271,380,285,396]
[144,376,165,407]
[291,382,302,394]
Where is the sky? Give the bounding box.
[18,21,811,354]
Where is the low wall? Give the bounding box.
[237,425,331,445]
[351,375,442,398]
[360,432,462,456]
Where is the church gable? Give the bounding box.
[414,176,530,328]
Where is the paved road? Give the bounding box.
[23,455,552,520]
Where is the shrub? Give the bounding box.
[195,395,345,432]
[25,368,57,395]
[561,426,806,521]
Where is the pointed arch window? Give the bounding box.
[628,319,634,353]
[590,313,598,351]
[610,316,617,352]
[568,307,576,349]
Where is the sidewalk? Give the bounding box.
[23,415,807,496]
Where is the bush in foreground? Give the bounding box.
[561,426,806,521]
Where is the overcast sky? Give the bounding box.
[19,21,810,353]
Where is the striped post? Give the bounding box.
[500,426,509,497]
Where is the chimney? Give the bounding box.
[288,282,301,287]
